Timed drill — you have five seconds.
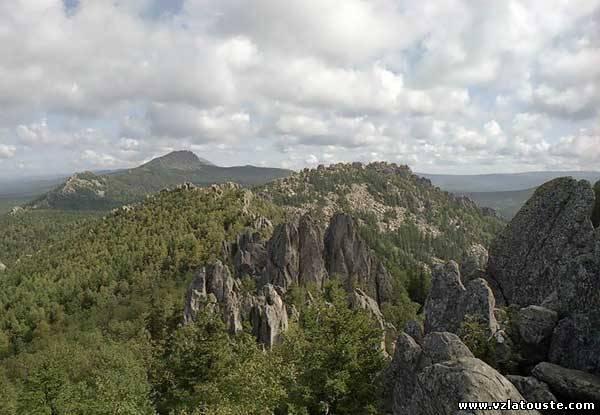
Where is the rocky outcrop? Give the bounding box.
[424,261,498,336]
[233,230,267,277]
[488,177,597,311]
[250,284,289,348]
[263,215,328,290]
[386,332,535,415]
[532,362,600,403]
[506,375,557,403]
[324,213,392,304]
[461,243,488,281]
[184,260,243,334]
[487,177,600,374]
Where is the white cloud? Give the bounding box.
[1,0,600,176]
[0,145,16,159]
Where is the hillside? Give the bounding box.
[461,188,537,219]
[27,150,292,210]
[0,163,508,413]
[259,162,504,272]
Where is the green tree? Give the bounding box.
[276,281,386,414]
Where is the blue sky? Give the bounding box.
[0,0,598,178]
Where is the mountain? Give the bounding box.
[420,171,600,192]
[0,163,508,413]
[420,171,600,219]
[26,151,292,210]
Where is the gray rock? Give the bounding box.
[424,261,498,336]
[517,306,558,345]
[264,214,328,290]
[532,362,600,403]
[549,316,600,374]
[350,288,387,352]
[233,230,267,277]
[324,213,392,304]
[184,261,243,334]
[506,375,557,403]
[488,177,597,310]
[251,284,289,348]
[386,332,536,415]
[404,320,424,345]
[461,243,489,281]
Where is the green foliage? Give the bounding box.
[276,281,386,415]
[458,314,496,366]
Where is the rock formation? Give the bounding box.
[423,261,498,336]
[385,332,536,415]
[488,177,598,311]
[250,284,289,348]
[324,213,392,304]
[532,362,600,403]
[487,177,600,374]
[505,375,557,403]
[461,243,488,281]
[183,260,243,334]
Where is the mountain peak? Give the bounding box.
[142,150,214,171]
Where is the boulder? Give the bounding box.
[506,375,557,403]
[386,332,536,415]
[461,243,488,281]
[324,213,393,304]
[532,362,600,403]
[548,316,600,374]
[404,320,424,345]
[488,177,597,311]
[517,306,558,346]
[251,284,289,348]
[424,261,498,336]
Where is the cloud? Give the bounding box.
[1,0,599,177]
[0,145,16,159]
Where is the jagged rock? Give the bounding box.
[264,214,328,290]
[424,261,498,336]
[532,362,600,403]
[548,316,600,374]
[386,332,535,415]
[233,230,267,277]
[517,306,558,346]
[184,261,243,334]
[251,284,288,348]
[0,261,6,273]
[506,375,557,403]
[461,243,488,281]
[404,320,424,345]
[324,213,392,304]
[488,177,597,310]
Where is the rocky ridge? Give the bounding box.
[184,211,395,348]
[390,176,600,412]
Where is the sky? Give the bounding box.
[0,0,599,178]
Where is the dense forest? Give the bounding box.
[0,164,505,414]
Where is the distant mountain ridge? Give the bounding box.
[27,151,292,210]
[420,171,600,219]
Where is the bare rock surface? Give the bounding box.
[532,362,600,403]
[506,375,557,403]
[424,261,498,335]
[386,332,537,415]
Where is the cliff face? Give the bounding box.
[184,212,394,348]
